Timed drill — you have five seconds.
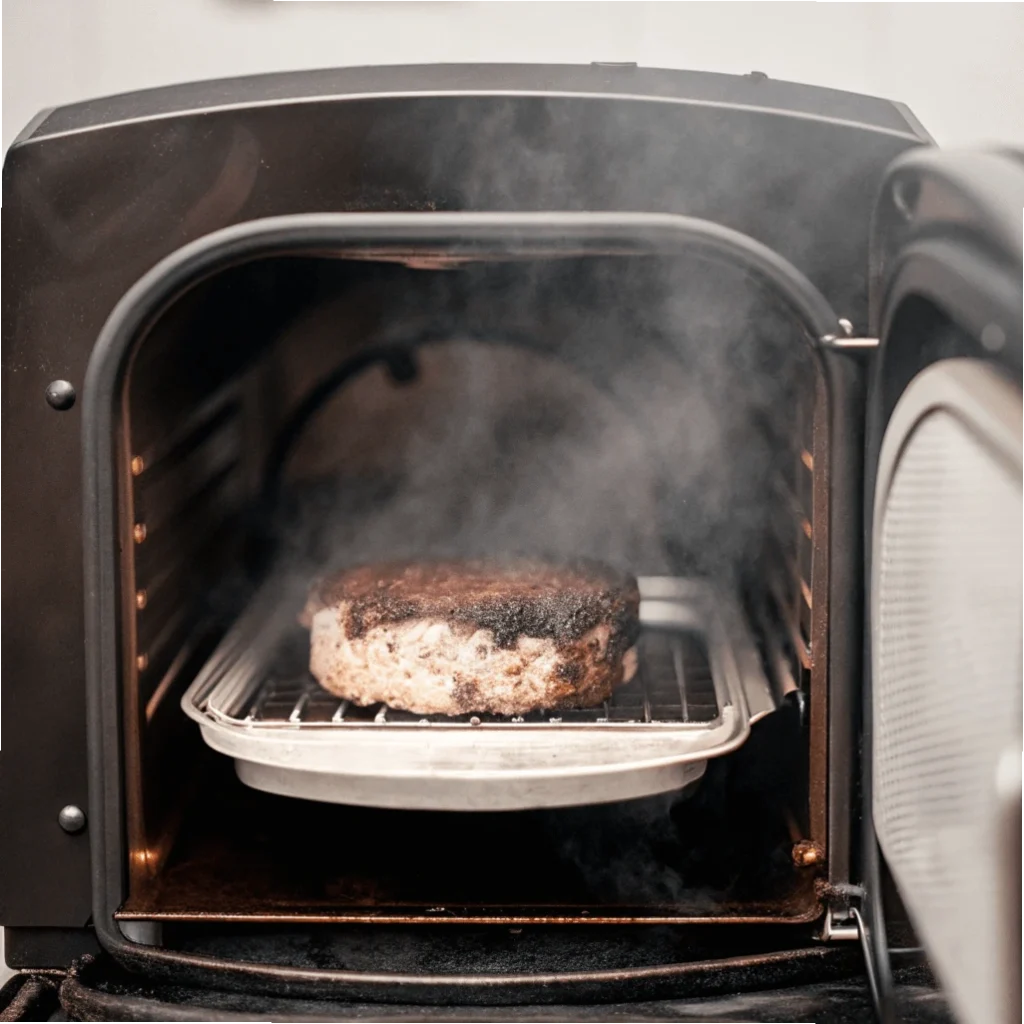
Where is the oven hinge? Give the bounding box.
[817,881,865,941]
[819,317,879,352]
[822,910,861,941]
[820,335,880,351]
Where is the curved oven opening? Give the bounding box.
[83,214,835,990]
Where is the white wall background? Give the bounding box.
[4,1,1024,154]
[2,0,1024,985]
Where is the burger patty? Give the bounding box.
[303,560,641,716]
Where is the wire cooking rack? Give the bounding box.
[229,627,718,728]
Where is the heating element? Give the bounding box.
[184,576,776,810]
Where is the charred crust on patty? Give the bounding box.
[307,559,641,656]
[555,660,585,684]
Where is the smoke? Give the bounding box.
[532,699,804,907]
[238,87,876,587]
[360,91,883,319]
[545,790,701,907]
[264,249,809,592]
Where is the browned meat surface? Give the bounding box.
[304,560,641,716]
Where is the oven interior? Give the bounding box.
[115,247,827,934]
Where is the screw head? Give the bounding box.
[792,840,824,867]
[58,804,87,834]
[45,380,77,411]
[385,349,419,385]
[980,323,1006,352]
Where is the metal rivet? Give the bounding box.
[385,349,419,385]
[136,590,148,610]
[792,840,824,867]
[58,805,87,834]
[130,456,145,476]
[980,323,1006,352]
[137,653,149,672]
[45,380,76,411]
[133,523,147,544]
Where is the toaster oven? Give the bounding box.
[1,64,1020,1023]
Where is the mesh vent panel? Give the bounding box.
[875,409,1021,1024]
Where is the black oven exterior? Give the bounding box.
[1,66,1019,1021]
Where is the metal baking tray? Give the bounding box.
[183,576,776,810]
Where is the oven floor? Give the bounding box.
[120,735,818,924]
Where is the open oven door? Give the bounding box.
[863,148,1023,1024]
